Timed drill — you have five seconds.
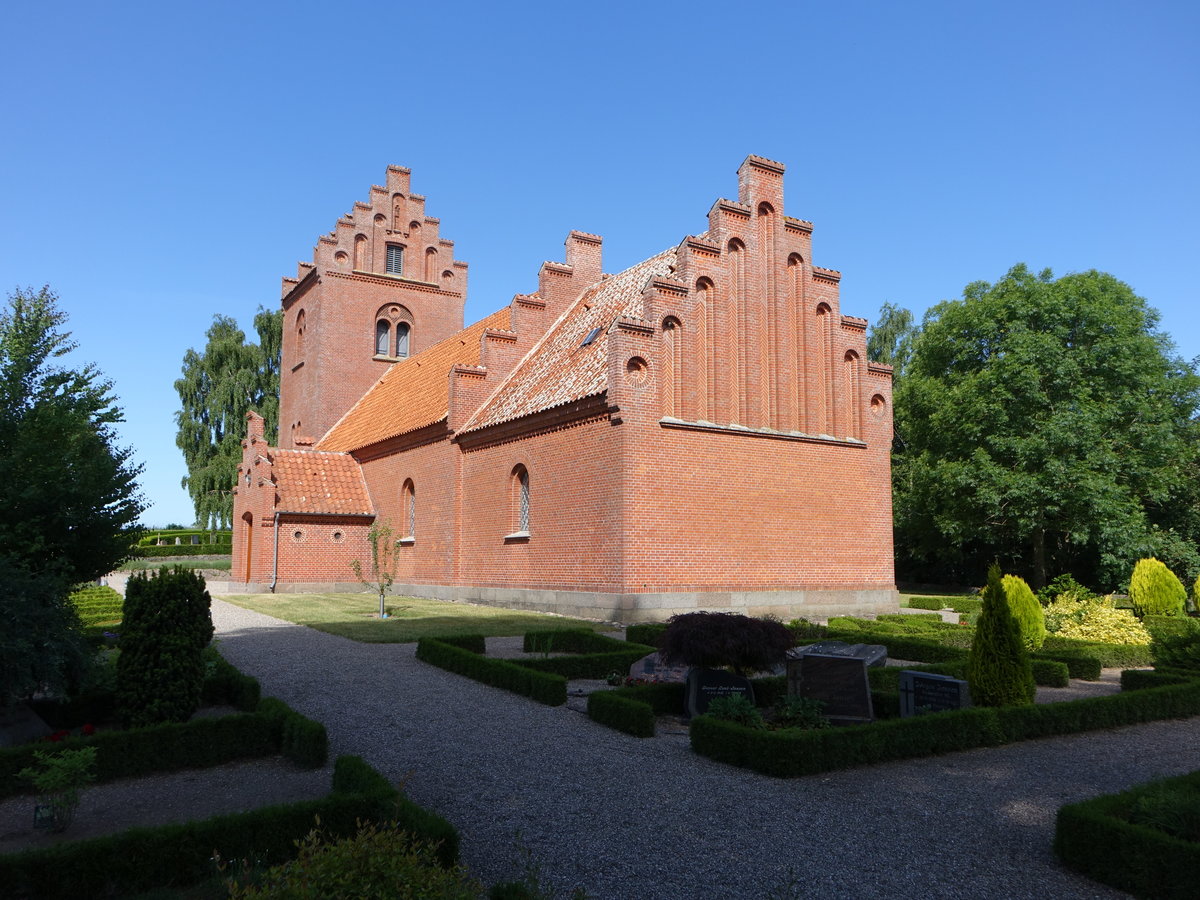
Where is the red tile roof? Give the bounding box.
[317,307,512,452]
[270,449,373,515]
[462,249,677,433]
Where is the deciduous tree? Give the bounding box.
[894,265,1200,589]
[175,309,281,530]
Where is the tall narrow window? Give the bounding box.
[396,322,410,358]
[354,234,368,270]
[375,320,390,356]
[386,244,404,275]
[662,317,682,419]
[402,479,416,538]
[295,309,306,361]
[514,465,530,534]
[844,350,863,440]
[425,247,437,282]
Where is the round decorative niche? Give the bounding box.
[331,530,344,543]
[870,394,887,418]
[374,213,386,225]
[291,529,305,543]
[626,356,649,385]
[334,250,349,265]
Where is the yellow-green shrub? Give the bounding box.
[1129,558,1186,619]
[1046,596,1151,645]
[1002,574,1046,651]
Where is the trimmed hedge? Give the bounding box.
[625,623,667,647]
[0,755,459,899]
[1055,769,1200,900]
[824,627,968,663]
[690,679,1200,778]
[132,544,232,559]
[0,669,325,798]
[1120,669,1193,691]
[1041,635,1152,668]
[906,596,983,614]
[415,637,567,706]
[587,691,658,737]
[518,631,655,679]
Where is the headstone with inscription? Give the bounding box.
[685,667,755,719]
[898,670,972,717]
[787,653,874,725]
[628,652,689,684]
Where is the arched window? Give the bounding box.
[295,309,306,360]
[844,350,863,440]
[816,304,833,434]
[374,305,413,359]
[425,247,437,282]
[513,465,530,534]
[662,317,682,419]
[402,479,416,538]
[396,322,410,358]
[392,194,405,231]
[375,320,390,356]
[695,277,714,421]
[354,234,368,270]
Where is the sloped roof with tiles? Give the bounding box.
[462,248,677,434]
[318,307,512,452]
[270,449,373,515]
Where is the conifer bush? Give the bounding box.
[966,565,1035,707]
[116,567,213,727]
[1001,575,1046,651]
[1129,558,1186,619]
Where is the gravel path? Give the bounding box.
[203,599,1200,899]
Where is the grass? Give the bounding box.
[220,592,606,643]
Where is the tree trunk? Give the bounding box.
[1031,529,1047,590]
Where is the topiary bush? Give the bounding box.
[1129,557,1186,619]
[659,612,795,676]
[966,565,1035,707]
[1147,617,1200,673]
[1001,574,1046,651]
[116,567,213,727]
[1035,573,1096,606]
[1043,595,1151,645]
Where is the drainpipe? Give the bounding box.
[270,512,281,593]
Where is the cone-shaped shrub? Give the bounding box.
[1129,557,1186,619]
[659,612,795,676]
[1001,574,1046,651]
[967,564,1035,707]
[117,567,213,727]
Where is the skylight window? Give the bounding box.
[580,326,601,347]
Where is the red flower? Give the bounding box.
[81,724,96,736]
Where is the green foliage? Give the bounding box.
[1001,574,1047,651]
[19,747,97,832]
[0,287,144,703]
[351,521,400,617]
[117,567,213,727]
[415,637,568,706]
[893,265,1200,588]
[1035,573,1096,606]
[175,309,281,530]
[1043,594,1151,645]
[1055,770,1200,900]
[967,565,1036,707]
[624,623,667,647]
[692,679,1200,779]
[774,695,831,730]
[905,596,983,614]
[705,693,765,729]
[659,612,795,675]
[225,822,479,899]
[586,690,658,738]
[866,301,917,378]
[1147,617,1200,673]
[1129,556,1187,618]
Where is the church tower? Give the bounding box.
[276,166,469,448]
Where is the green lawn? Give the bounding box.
[219,592,605,643]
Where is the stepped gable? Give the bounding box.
[462,248,676,434]
[318,307,512,452]
[270,450,373,515]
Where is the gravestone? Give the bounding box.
[898,670,972,717]
[628,652,689,684]
[795,641,888,668]
[685,667,755,719]
[787,653,874,725]
[0,703,51,747]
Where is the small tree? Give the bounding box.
[1129,557,1186,619]
[350,522,399,619]
[1001,574,1046,651]
[967,564,1036,707]
[117,567,213,727]
[659,612,795,676]
[20,747,97,833]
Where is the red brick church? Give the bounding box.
[231,156,898,621]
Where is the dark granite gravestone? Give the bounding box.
[898,670,972,717]
[787,654,874,725]
[685,667,755,719]
[796,641,888,668]
[628,652,690,684]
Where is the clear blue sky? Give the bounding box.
[2,1,1196,527]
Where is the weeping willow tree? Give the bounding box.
[175,309,281,530]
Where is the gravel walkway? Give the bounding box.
[207,600,1199,899]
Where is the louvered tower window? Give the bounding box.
[386,244,404,275]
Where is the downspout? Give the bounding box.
[270,512,281,593]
